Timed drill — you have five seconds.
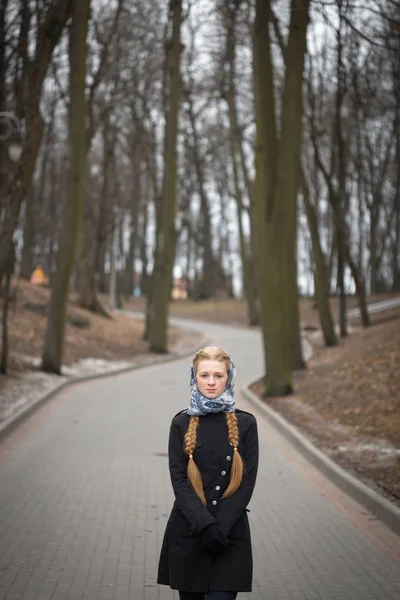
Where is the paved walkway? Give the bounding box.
[0,318,400,600]
[347,296,400,316]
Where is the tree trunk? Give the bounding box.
[42,0,91,374]
[317,155,371,331]
[21,112,54,280]
[344,241,370,328]
[77,116,112,316]
[253,0,310,396]
[0,0,71,281]
[187,93,217,299]
[335,6,348,337]
[109,214,119,310]
[369,208,379,294]
[287,204,305,370]
[392,89,400,291]
[97,242,107,293]
[125,229,135,298]
[77,221,101,312]
[46,148,61,279]
[302,173,337,346]
[144,150,161,340]
[148,0,183,353]
[144,196,161,341]
[253,0,279,392]
[337,229,347,337]
[278,0,309,373]
[224,8,259,326]
[139,193,149,296]
[0,271,11,374]
[20,189,35,280]
[125,152,142,297]
[0,0,7,114]
[331,189,370,329]
[0,0,8,205]
[236,105,260,313]
[0,243,14,374]
[357,171,365,273]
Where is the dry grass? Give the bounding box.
[251,318,400,506]
[1,279,184,376]
[120,292,400,329]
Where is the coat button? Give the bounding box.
[226,455,231,461]
[221,470,226,476]
[215,486,220,491]
[212,500,217,505]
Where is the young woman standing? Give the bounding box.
[157,346,259,600]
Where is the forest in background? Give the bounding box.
[0,0,399,395]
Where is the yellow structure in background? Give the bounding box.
[171,277,188,300]
[30,265,49,286]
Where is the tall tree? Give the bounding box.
[42,0,91,373]
[253,0,310,396]
[76,0,123,314]
[392,47,400,292]
[148,0,183,353]
[334,0,348,336]
[222,0,260,326]
[0,0,71,281]
[301,171,338,346]
[186,89,219,299]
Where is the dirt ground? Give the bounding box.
[249,316,400,508]
[121,292,400,330]
[0,279,184,380]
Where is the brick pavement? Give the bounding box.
[0,318,400,600]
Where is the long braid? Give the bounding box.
[184,416,206,505]
[221,412,244,499]
[184,346,244,505]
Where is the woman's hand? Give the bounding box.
[200,523,228,555]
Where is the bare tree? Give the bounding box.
[148,0,183,353]
[42,0,91,373]
[301,169,338,346]
[0,0,72,281]
[253,0,310,396]
[76,0,123,314]
[221,0,259,325]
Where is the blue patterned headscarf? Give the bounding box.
[187,356,236,416]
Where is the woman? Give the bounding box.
[157,346,259,600]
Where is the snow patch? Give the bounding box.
[0,355,134,424]
[335,439,400,464]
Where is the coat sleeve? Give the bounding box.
[215,416,259,536]
[168,417,217,535]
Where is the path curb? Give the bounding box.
[242,382,400,537]
[0,330,210,445]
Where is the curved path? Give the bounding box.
[0,317,399,600]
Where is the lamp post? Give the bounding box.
[0,112,24,374]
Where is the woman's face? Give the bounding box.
[195,359,228,399]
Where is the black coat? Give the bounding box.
[157,409,259,593]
